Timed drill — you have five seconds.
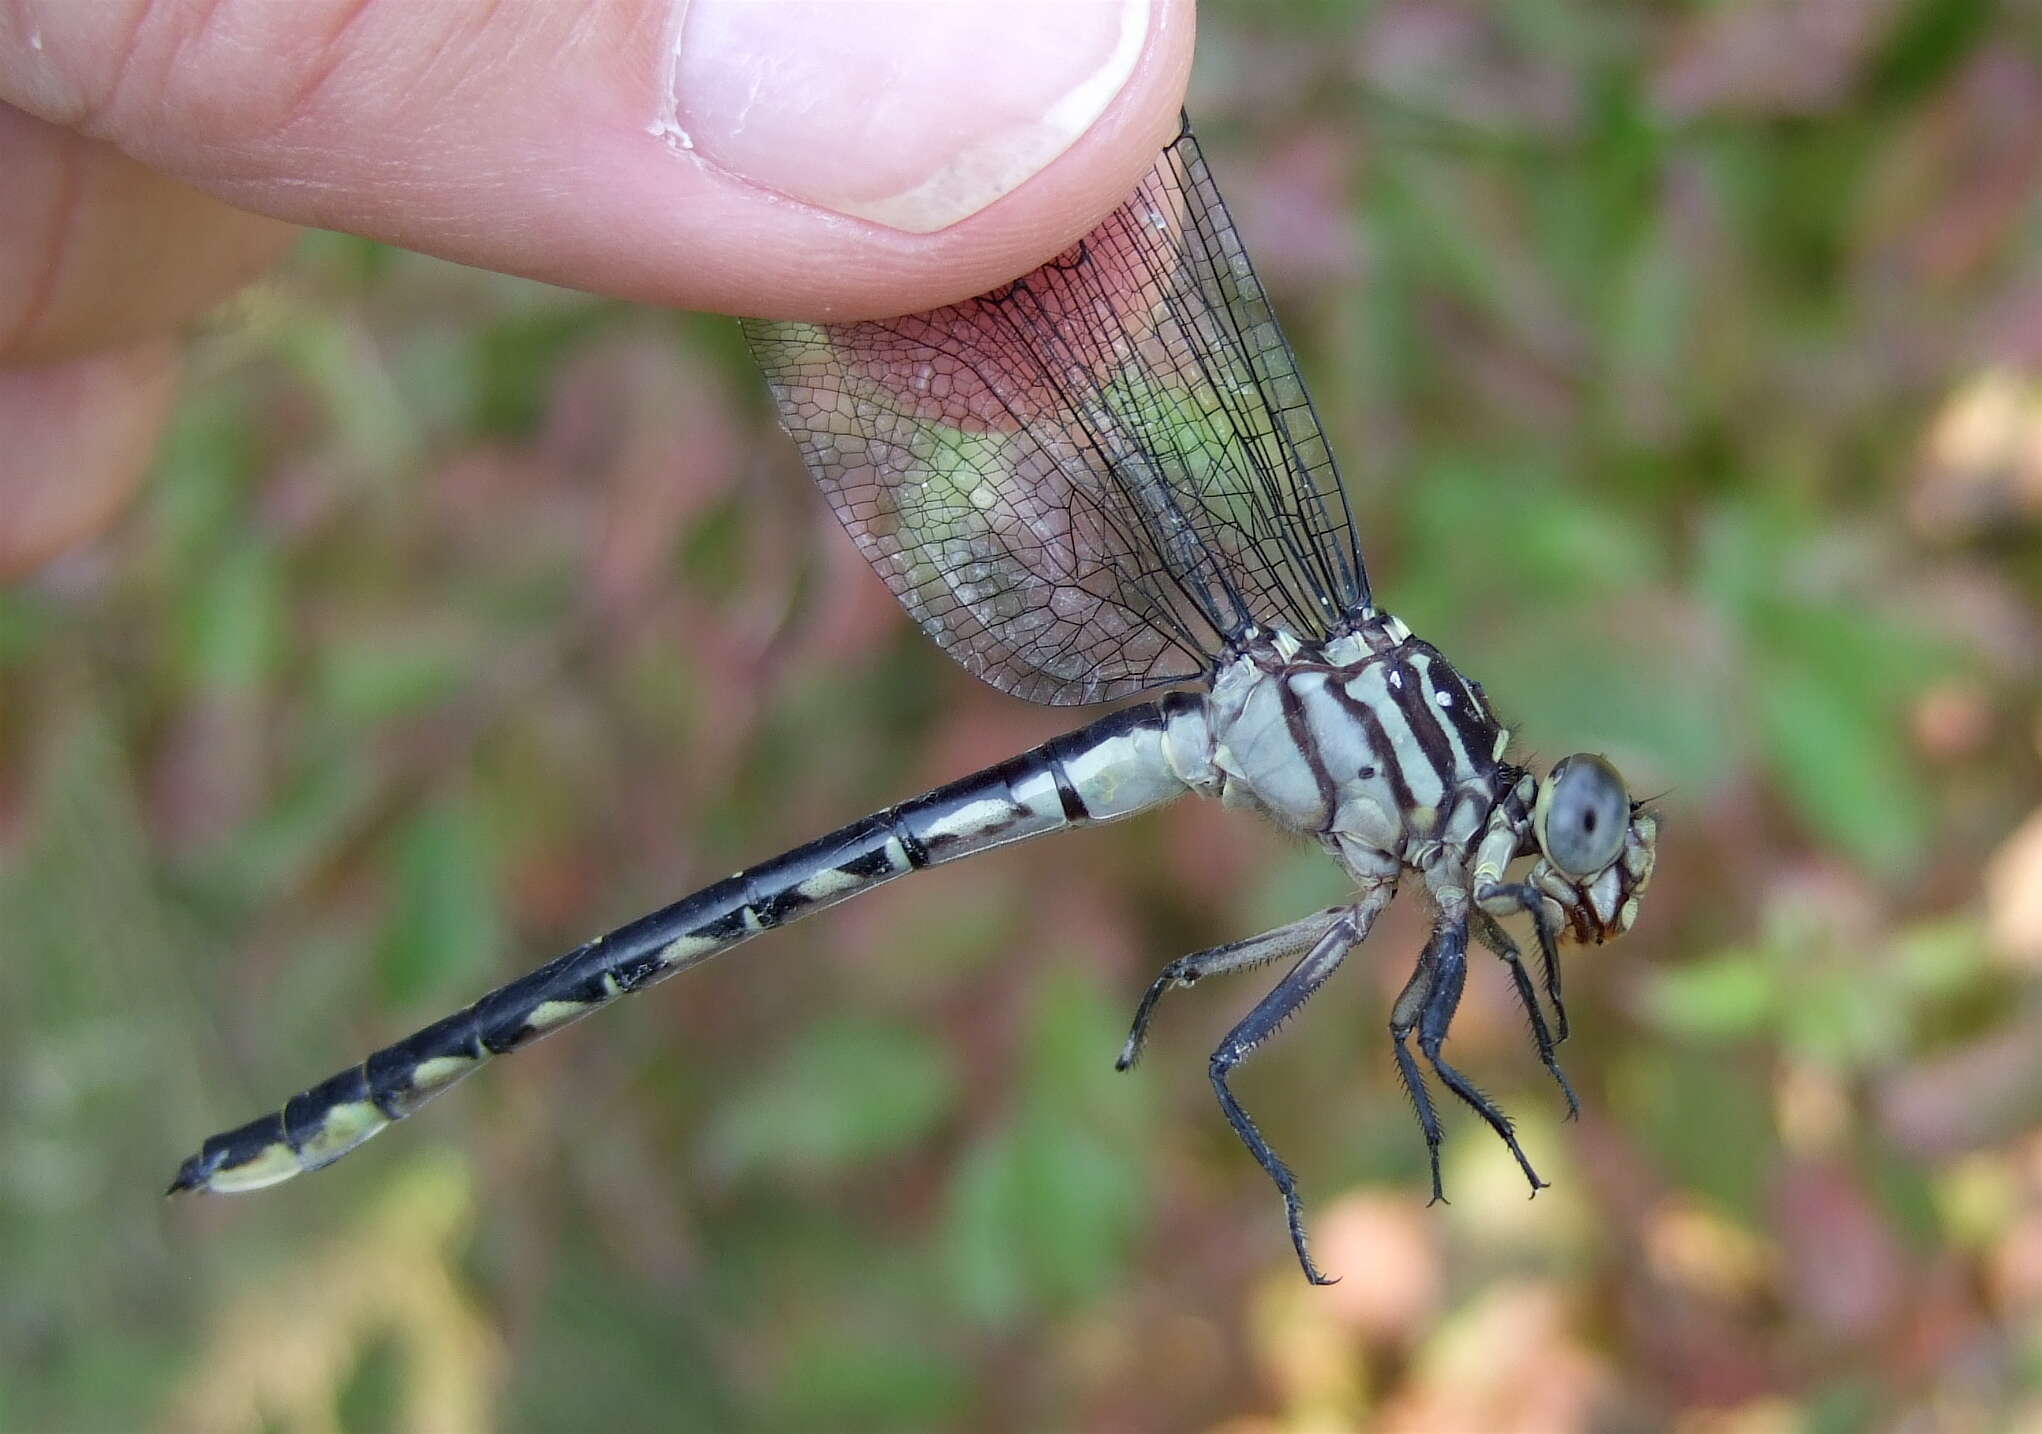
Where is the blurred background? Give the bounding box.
[7,1,2042,1430]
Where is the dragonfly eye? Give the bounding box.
[1535,754,1629,879]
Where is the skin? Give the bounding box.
[0,0,1195,577]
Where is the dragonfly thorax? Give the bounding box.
[1203,617,1511,884]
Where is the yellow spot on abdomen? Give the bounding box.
[409,1055,479,1093]
[206,1142,304,1194]
[297,1101,388,1166]
[525,999,591,1032]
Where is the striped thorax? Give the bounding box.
[1204,614,1511,890]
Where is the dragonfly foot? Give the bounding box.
[1205,913,1361,1282]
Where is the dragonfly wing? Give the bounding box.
[746,119,1368,706]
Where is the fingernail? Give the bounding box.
[656,0,1150,233]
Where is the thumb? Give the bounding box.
[0,0,1193,321]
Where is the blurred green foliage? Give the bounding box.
[6,2,2042,1431]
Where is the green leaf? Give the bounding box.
[1805,1377,1879,1434]
[209,750,376,901]
[1008,1109,1144,1307]
[1645,950,1776,1042]
[147,385,254,572]
[376,793,502,1006]
[1612,1045,1775,1218]
[1864,0,1994,107]
[1890,916,1990,998]
[1756,660,1930,875]
[0,591,55,669]
[185,540,281,693]
[940,1114,1142,1327]
[1776,956,1904,1069]
[771,1322,968,1431]
[940,967,1145,1324]
[1016,964,1145,1123]
[940,1126,1032,1326]
[335,1326,404,1434]
[703,1019,955,1181]
[282,313,423,479]
[316,631,466,727]
[1396,454,1661,627]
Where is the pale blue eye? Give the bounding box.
[1540,755,1628,878]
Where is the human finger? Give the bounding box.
[2,0,1193,322]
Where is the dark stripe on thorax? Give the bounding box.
[1323,680,1418,820]
[1279,678,1339,829]
[1383,653,1458,794]
[1414,644,1501,777]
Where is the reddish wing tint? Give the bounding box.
[745,120,1367,706]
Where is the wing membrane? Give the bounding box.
[745,119,1367,705]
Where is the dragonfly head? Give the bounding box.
[1529,754,1658,942]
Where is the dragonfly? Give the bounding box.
[170,116,1658,1282]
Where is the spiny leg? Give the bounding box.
[1417,917,1547,1194]
[1388,948,1448,1204]
[1478,881,1568,1042]
[1116,907,1349,1071]
[1472,909,1578,1119]
[1206,911,1365,1285]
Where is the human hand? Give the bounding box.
[0,0,1192,576]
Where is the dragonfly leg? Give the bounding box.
[1206,908,1369,1285]
[1116,907,1350,1071]
[1414,916,1547,1195]
[1477,881,1568,1042]
[1388,947,1448,1204]
[1472,909,1578,1119]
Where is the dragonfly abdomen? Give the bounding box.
[169,695,1213,1196]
